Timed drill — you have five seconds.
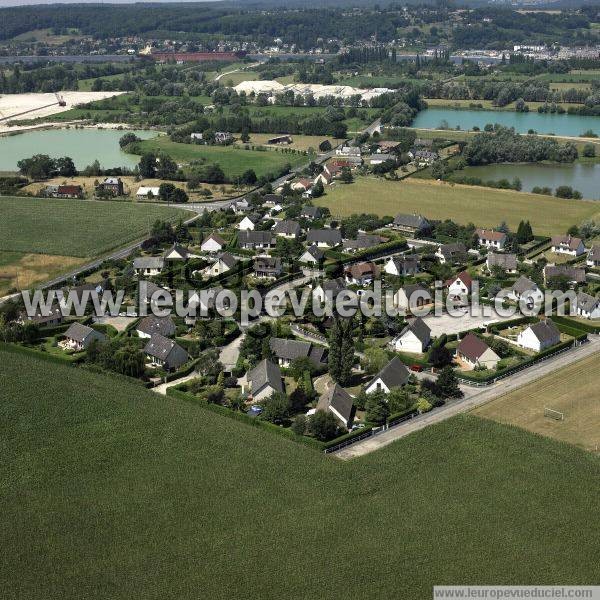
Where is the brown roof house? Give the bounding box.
[456,333,500,371]
[344,261,378,286]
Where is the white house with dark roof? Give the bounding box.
[586,246,600,268]
[269,338,327,369]
[238,230,276,250]
[509,275,544,307]
[364,357,410,394]
[164,244,190,261]
[393,284,431,313]
[486,252,517,274]
[201,233,226,253]
[136,315,176,339]
[435,243,467,265]
[237,213,261,231]
[62,323,106,351]
[312,278,347,304]
[300,206,323,220]
[543,264,586,286]
[133,256,165,276]
[391,317,431,354]
[574,292,600,319]
[144,334,189,370]
[456,333,500,370]
[342,234,386,253]
[306,228,342,248]
[517,319,560,352]
[392,213,431,235]
[316,384,355,429]
[273,220,301,239]
[203,252,237,277]
[246,359,284,402]
[476,229,507,250]
[384,255,419,276]
[253,256,282,279]
[299,245,324,265]
[551,235,585,257]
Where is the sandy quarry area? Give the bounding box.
[0,91,125,123]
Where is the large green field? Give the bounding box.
[1,346,599,599]
[0,196,185,257]
[315,177,600,236]
[132,137,308,180]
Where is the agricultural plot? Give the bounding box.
[131,137,308,180]
[313,177,600,236]
[1,347,599,599]
[473,353,600,452]
[0,196,185,257]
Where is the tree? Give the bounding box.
[435,366,463,399]
[428,344,452,368]
[365,391,389,425]
[17,154,55,179]
[240,128,250,143]
[289,387,309,413]
[388,388,413,414]
[319,140,332,152]
[139,153,157,178]
[311,179,324,198]
[363,346,388,375]
[291,415,307,436]
[156,154,178,179]
[239,169,257,186]
[582,144,596,158]
[259,392,290,424]
[340,167,353,184]
[119,132,140,148]
[55,156,77,177]
[329,316,356,385]
[309,410,338,441]
[288,356,314,381]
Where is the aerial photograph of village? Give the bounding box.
[0,0,599,598]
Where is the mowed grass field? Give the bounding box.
[133,137,307,180]
[0,196,185,257]
[1,347,599,599]
[235,133,336,152]
[314,177,600,236]
[473,353,600,453]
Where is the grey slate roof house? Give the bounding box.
[342,234,386,253]
[316,384,355,429]
[238,230,276,250]
[543,264,586,285]
[133,256,165,276]
[136,315,176,339]
[392,213,431,234]
[384,255,420,276]
[144,334,189,370]
[435,243,467,264]
[306,229,342,248]
[575,291,600,319]
[247,358,284,402]
[300,206,323,220]
[269,338,327,369]
[486,252,517,273]
[63,323,106,351]
[273,220,301,239]
[364,356,410,394]
[164,244,190,261]
[299,245,325,264]
[253,256,282,278]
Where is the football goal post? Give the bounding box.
[544,407,564,421]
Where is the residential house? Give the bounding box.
[246,359,284,402]
[267,135,292,145]
[201,233,226,253]
[97,177,124,196]
[510,275,544,307]
[138,281,169,306]
[263,193,284,206]
[299,245,324,265]
[456,333,500,371]
[62,323,106,351]
[238,230,276,250]
[586,246,600,268]
[316,384,355,429]
[291,178,313,193]
[204,252,237,277]
[314,171,332,187]
[414,138,434,148]
[375,140,400,153]
[300,206,323,220]
[344,262,377,286]
[136,186,160,199]
[342,234,385,253]
[335,145,361,158]
[214,131,233,144]
[391,213,431,235]
[19,305,63,327]
[253,256,282,279]
[543,264,586,286]
[435,243,467,265]
[306,229,342,248]
[188,286,226,315]
[393,283,431,313]
[391,317,431,354]
[312,278,347,304]
[49,184,83,199]
[476,228,507,250]
[574,292,600,319]
[273,220,301,239]
[164,244,190,261]
[190,132,204,141]
[136,315,176,339]
[237,213,261,231]
[367,153,395,165]
[486,252,517,274]
[384,255,419,276]
[133,256,165,277]
[551,235,586,257]
[364,356,410,394]
[446,271,473,300]
[269,338,327,369]
[144,334,189,370]
[409,149,438,164]
[517,319,560,352]
[231,198,250,213]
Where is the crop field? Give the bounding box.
[473,353,600,452]
[314,177,600,236]
[1,346,599,599]
[132,137,308,179]
[0,196,186,257]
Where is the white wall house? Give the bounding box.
[551,235,586,257]
[517,320,560,352]
[391,318,431,354]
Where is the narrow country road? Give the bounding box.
[333,336,600,460]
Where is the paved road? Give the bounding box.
[334,336,600,460]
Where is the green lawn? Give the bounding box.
[0,346,599,599]
[0,196,186,257]
[314,177,600,236]
[131,137,308,180]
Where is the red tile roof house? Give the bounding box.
[476,228,507,250]
[54,185,83,198]
[344,262,378,286]
[445,271,473,300]
[551,235,586,257]
[456,333,500,371]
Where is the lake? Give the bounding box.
[459,162,600,200]
[412,107,600,138]
[0,128,157,171]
